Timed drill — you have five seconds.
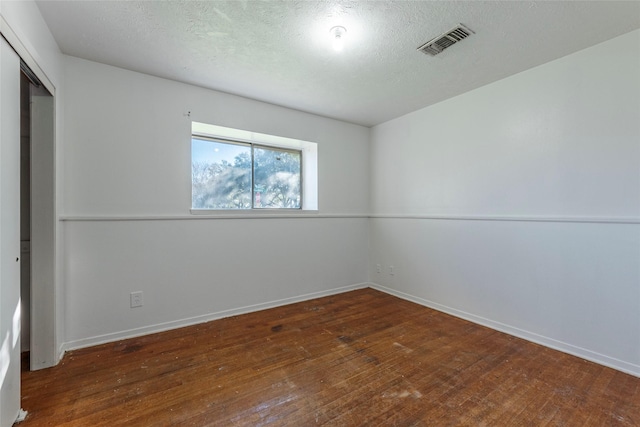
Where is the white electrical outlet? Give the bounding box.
[130,291,143,308]
[389,265,395,276]
[376,264,381,274]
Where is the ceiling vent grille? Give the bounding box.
[417,24,474,56]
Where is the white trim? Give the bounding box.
[15,409,28,423]
[370,214,640,225]
[58,281,640,377]
[58,213,640,224]
[370,283,640,378]
[59,213,369,221]
[57,344,65,364]
[61,283,370,352]
[0,16,55,94]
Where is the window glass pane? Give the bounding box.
[254,147,301,209]
[191,138,251,209]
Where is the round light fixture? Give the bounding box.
[330,26,347,52]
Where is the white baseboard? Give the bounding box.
[370,283,640,378]
[61,283,370,353]
[60,282,639,378]
[58,345,65,364]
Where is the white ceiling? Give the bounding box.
[36,0,640,127]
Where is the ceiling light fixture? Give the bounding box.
[330,26,347,52]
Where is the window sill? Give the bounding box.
[190,209,318,217]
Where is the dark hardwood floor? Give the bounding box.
[20,288,639,426]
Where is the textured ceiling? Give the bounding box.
[36,0,640,127]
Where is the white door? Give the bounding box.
[30,93,55,370]
[0,37,22,426]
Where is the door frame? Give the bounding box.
[1,17,58,370]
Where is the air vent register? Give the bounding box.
[417,24,474,56]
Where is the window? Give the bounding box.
[191,122,317,211]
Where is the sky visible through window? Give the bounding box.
[192,138,246,164]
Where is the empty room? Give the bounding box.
[1,0,639,425]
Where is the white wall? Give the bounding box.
[63,56,370,217]
[64,218,368,347]
[61,56,371,349]
[370,30,640,376]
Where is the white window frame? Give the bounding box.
[190,121,318,213]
